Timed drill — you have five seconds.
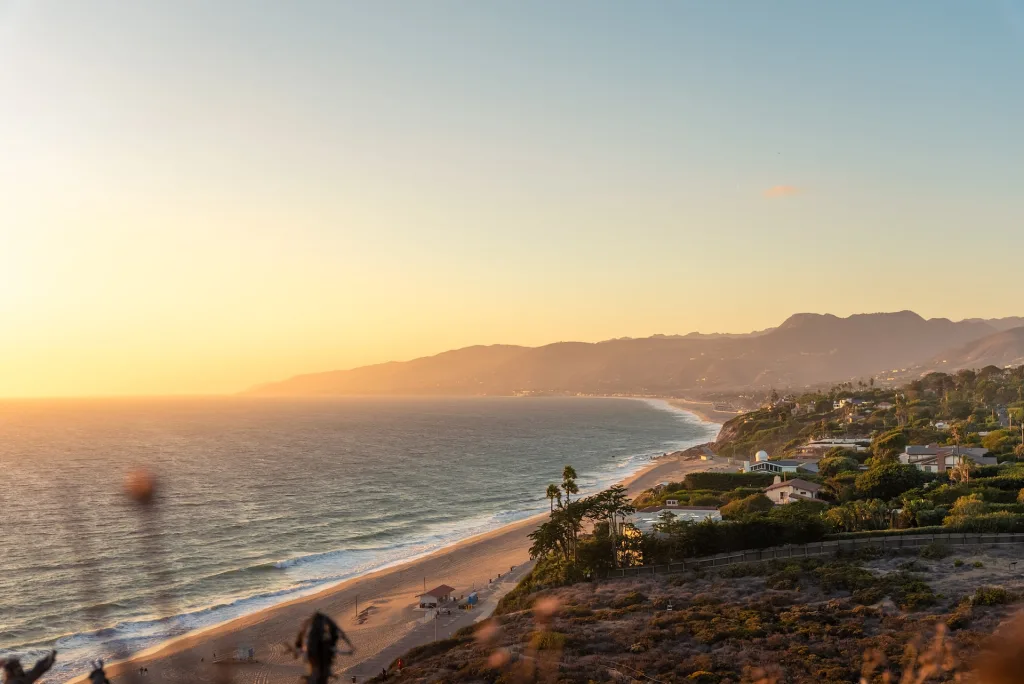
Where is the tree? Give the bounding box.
[561,465,579,504]
[720,494,773,520]
[949,455,975,485]
[855,462,924,501]
[894,394,909,427]
[817,455,860,478]
[545,483,561,512]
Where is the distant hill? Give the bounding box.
[246,311,1007,396]
[962,317,1024,332]
[926,326,1024,371]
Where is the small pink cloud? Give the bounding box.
[763,185,801,198]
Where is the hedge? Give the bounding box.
[682,472,775,491]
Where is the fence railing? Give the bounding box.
[599,532,1024,579]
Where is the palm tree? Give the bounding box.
[894,393,909,427]
[561,465,579,504]
[545,484,561,512]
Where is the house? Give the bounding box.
[419,584,456,608]
[764,476,822,505]
[792,438,870,458]
[899,445,996,473]
[632,502,721,531]
[743,458,818,475]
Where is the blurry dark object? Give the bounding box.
[124,469,157,505]
[0,650,56,684]
[295,610,354,684]
[87,660,112,684]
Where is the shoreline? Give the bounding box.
[69,405,721,684]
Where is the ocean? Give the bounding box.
[0,396,717,680]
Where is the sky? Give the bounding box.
[1,1,1023,397]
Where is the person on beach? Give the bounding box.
[1,650,57,684]
[87,660,112,684]
[295,610,353,684]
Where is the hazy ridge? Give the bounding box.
[247,312,1024,395]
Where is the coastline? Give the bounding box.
[72,405,721,684]
[663,398,740,435]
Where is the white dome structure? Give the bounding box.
[755,450,769,462]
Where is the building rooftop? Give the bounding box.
[765,478,822,493]
[636,505,720,513]
[420,584,456,598]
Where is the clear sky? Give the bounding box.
[2,1,1023,397]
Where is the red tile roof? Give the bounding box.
[420,584,456,598]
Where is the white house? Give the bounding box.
[743,458,819,474]
[900,445,996,473]
[632,502,721,531]
[764,477,822,505]
[419,584,456,609]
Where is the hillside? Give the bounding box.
[924,327,1024,372]
[247,312,1007,396]
[381,546,1024,683]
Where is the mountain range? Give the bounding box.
[245,311,1024,396]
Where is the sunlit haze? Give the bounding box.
[2,1,1023,396]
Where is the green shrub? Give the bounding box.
[852,586,885,604]
[611,591,647,608]
[919,542,951,559]
[954,559,964,567]
[971,586,1015,606]
[529,631,566,651]
[720,493,774,520]
[683,472,774,491]
[946,511,1024,533]
[973,561,984,568]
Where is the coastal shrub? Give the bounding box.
[682,472,774,491]
[691,494,723,507]
[971,586,1015,606]
[974,473,1024,491]
[529,630,566,651]
[946,511,1024,533]
[915,507,948,527]
[611,591,647,608]
[720,487,763,502]
[855,462,925,500]
[826,525,945,540]
[720,494,774,520]
[973,561,984,568]
[398,635,468,665]
[919,542,951,559]
[852,586,885,605]
[887,574,937,610]
[954,559,964,567]
[495,554,580,614]
[817,455,860,478]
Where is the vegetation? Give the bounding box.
[387,548,1024,683]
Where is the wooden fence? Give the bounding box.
[599,532,1024,579]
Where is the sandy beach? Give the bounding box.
[665,398,741,428]
[79,444,723,684]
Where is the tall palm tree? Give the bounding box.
[545,484,561,512]
[561,465,579,504]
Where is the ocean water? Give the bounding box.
[0,396,716,680]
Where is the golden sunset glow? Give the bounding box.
[1,2,1022,397]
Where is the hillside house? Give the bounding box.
[900,445,996,473]
[764,477,822,505]
[743,458,819,475]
